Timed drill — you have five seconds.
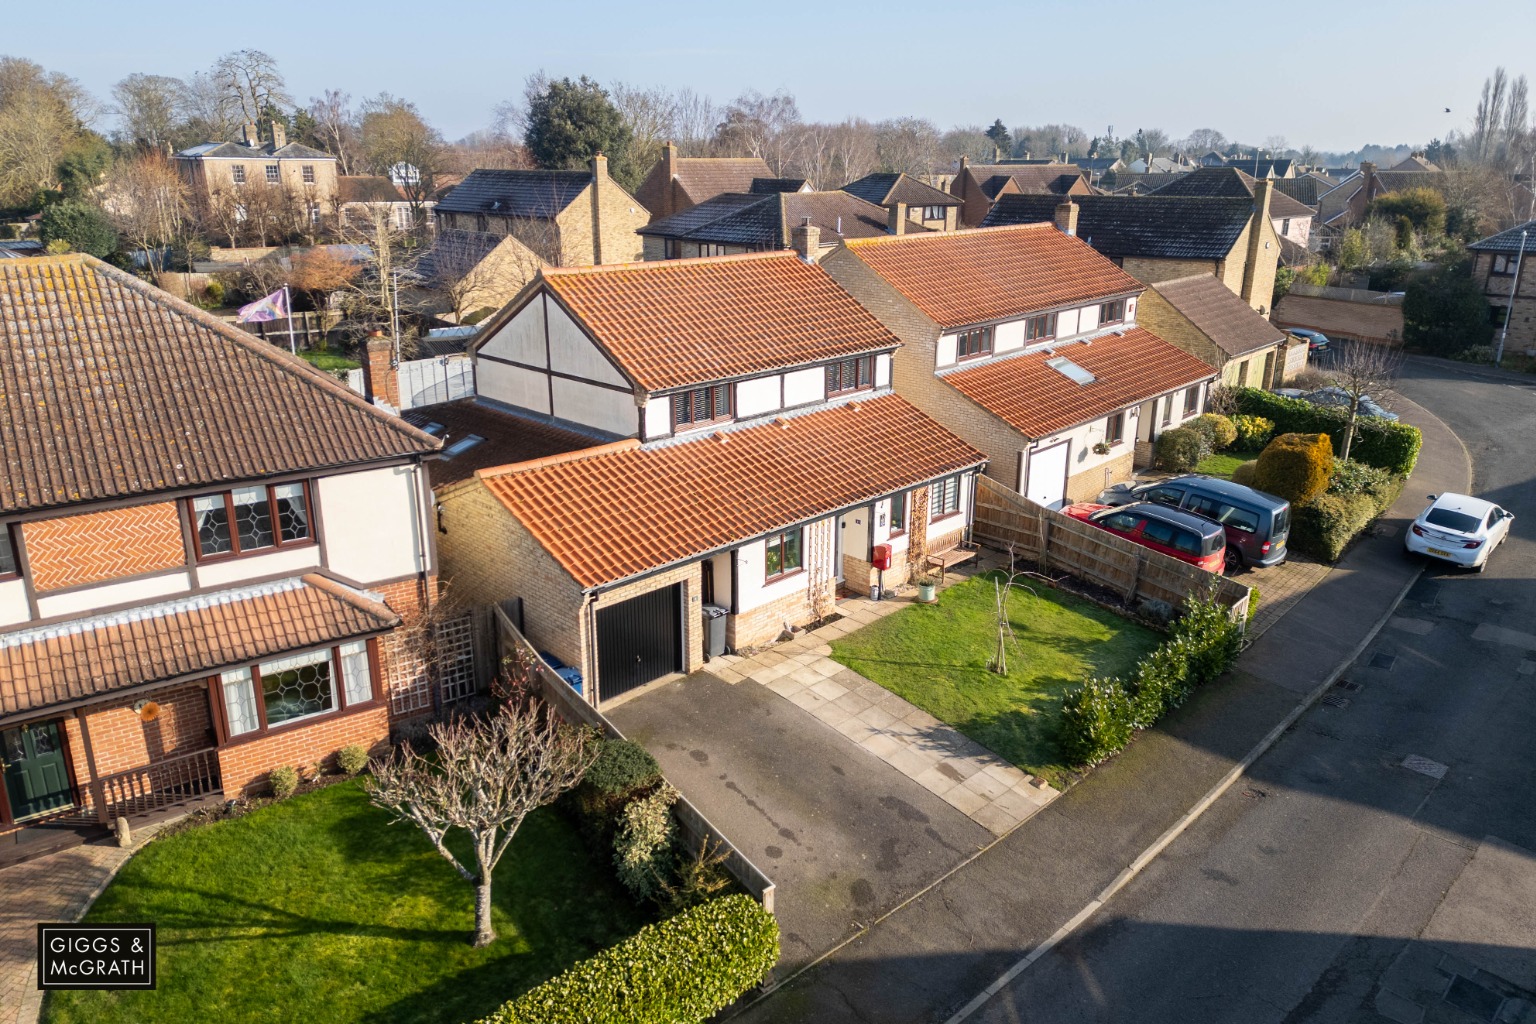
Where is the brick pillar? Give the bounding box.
[364,335,399,409]
[1240,179,1272,307]
[589,152,609,264]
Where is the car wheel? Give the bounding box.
[1474,557,1488,574]
[1224,547,1244,573]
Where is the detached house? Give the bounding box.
[1149,167,1318,251]
[0,256,441,835]
[841,173,963,232]
[175,120,339,222]
[638,189,891,260]
[435,246,986,703]
[634,143,774,219]
[948,157,1092,227]
[821,222,1216,508]
[1469,220,1536,351]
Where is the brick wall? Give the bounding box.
[1066,451,1135,503]
[1121,257,1220,287]
[728,576,836,651]
[22,503,186,592]
[58,683,214,814]
[553,165,649,268]
[217,705,391,795]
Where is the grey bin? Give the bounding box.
[702,604,729,660]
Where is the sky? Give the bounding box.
[8,0,1529,154]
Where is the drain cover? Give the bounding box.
[1402,754,1449,779]
[1336,679,1363,692]
[1444,975,1503,1021]
[1321,693,1352,708]
[1370,653,1398,670]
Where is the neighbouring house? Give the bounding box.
[1199,151,1228,167]
[176,120,339,227]
[0,240,44,259]
[1271,173,1335,209]
[1149,167,1318,251]
[1224,155,1296,178]
[431,154,649,268]
[1070,155,1126,184]
[947,156,1092,227]
[1098,171,1188,196]
[433,246,987,702]
[638,190,892,259]
[413,229,546,323]
[841,173,963,232]
[1137,275,1297,389]
[1126,155,1195,174]
[633,143,775,220]
[1315,159,1442,243]
[0,255,443,835]
[981,186,1282,315]
[335,175,429,233]
[1468,220,1536,351]
[821,221,1218,506]
[1272,283,1406,346]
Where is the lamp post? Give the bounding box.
[1495,228,1529,368]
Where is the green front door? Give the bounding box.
[2,721,74,822]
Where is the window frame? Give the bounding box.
[933,474,963,520]
[922,205,945,221]
[955,326,994,361]
[1491,254,1515,276]
[0,523,17,580]
[763,528,804,583]
[1025,313,1058,343]
[1105,411,1125,445]
[1098,299,1126,326]
[889,491,909,537]
[301,164,315,184]
[264,163,280,184]
[231,164,247,185]
[1183,386,1200,416]
[826,355,876,396]
[671,384,733,431]
[214,638,383,743]
[187,480,316,563]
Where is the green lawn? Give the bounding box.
[830,573,1160,787]
[1194,448,1263,479]
[45,780,645,1024]
[299,350,361,372]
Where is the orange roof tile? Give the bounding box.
[0,575,397,721]
[538,252,900,392]
[945,327,1218,438]
[844,224,1144,329]
[479,394,986,588]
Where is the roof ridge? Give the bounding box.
[845,222,1056,248]
[542,249,798,275]
[479,438,642,478]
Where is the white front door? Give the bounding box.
[1024,441,1071,508]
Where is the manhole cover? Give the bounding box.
[1444,975,1503,1021]
[1336,679,1363,692]
[1402,754,1449,779]
[1321,693,1351,709]
[1370,653,1398,670]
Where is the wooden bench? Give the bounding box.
[925,544,978,583]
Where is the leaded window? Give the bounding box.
[190,482,313,560]
[340,641,373,706]
[260,649,335,727]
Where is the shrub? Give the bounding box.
[614,783,678,904]
[1291,493,1377,562]
[1232,414,1275,450]
[1057,679,1137,767]
[1230,388,1422,476]
[39,199,118,259]
[1328,460,1394,498]
[1253,433,1334,504]
[269,765,300,799]
[1191,413,1238,451]
[1230,460,1259,487]
[1155,426,1205,472]
[477,894,779,1024]
[661,838,735,913]
[203,278,226,306]
[584,738,662,798]
[336,744,370,777]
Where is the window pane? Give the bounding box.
[260,650,335,726]
[0,529,15,575]
[764,536,782,577]
[194,494,232,556]
[221,667,260,735]
[273,483,310,542]
[232,486,275,551]
[340,641,372,706]
[673,392,690,424]
[891,493,907,531]
[783,529,803,571]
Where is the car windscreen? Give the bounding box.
[1425,508,1482,534]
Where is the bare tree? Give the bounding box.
[716,89,801,173]
[828,118,878,184]
[111,73,186,148]
[181,70,237,143]
[308,89,357,174]
[423,229,537,323]
[102,150,189,274]
[358,93,445,217]
[874,117,942,176]
[211,49,290,125]
[1323,340,1405,463]
[610,81,677,183]
[1183,127,1228,154]
[671,88,718,156]
[0,57,94,206]
[367,701,595,946]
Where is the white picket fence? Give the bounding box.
[345,354,474,411]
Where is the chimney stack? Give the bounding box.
[660,141,678,216]
[1054,200,1079,237]
[589,152,610,263]
[791,217,821,263]
[888,201,908,236]
[1240,179,1274,310]
[241,122,259,148]
[364,332,400,410]
[269,119,286,150]
[1059,152,1068,164]
[1360,160,1378,201]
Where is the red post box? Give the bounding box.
[871,543,893,571]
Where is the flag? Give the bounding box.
[236,288,289,323]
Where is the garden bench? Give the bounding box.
[925,543,978,584]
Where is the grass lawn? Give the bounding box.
[299,350,361,372]
[830,573,1160,788]
[1194,448,1263,479]
[45,780,646,1024]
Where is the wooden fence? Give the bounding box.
[492,605,776,913]
[973,476,1251,622]
[228,310,338,351]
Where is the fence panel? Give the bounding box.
[397,355,474,410]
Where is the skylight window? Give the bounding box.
[442,434,484,458]
[1046,356,1096,386]
[420,422,446,436]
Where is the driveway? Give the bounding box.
[608,670,991,971]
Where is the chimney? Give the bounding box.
[364,332,399,410]
[1240,179,1274,309]
[660,141,678,217]
[888,201,908,236]
[269,119,286,150]
[791,217,821,263]
[241,122,259,148]
[1059,152,1068,164]
[1360,160,1378,201]
[589,152,609,263]
[1054,200,1079,236]
[1022,151,1031,161]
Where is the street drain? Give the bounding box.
[1444,975,1503,1021]
[1402,754,1449,779]
[1370,653,1398,670]
[1336,679,1363,692]
[1321,693,1351,709]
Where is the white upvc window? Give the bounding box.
[222,667,260,736]
[340,641,373,707]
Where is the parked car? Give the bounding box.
[1062,501,1227,574]
[1285,328,1330,354]
[1405,493,1514,573]
[1275,386,1399,422]
[1120,476,1290,572]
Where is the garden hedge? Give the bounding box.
[1154,426,1204,472]
[1253,433,1334,504]
[1190,413,1237,451]
[1288,471,1405,562]
[475,894,779,1024]
[1231,388,1422,476]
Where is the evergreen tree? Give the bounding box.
[524,77,633,181]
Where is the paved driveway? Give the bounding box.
[608,671,991,971]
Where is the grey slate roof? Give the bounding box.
[417,230,505,283]
[176,140,333,160]
[640,191,890,246]
[1149,167,1316,219]
[1224,157,1293,178]
[1273,176,1325,207]
[1468,220,1536,254]
[750,177,809,193]
[433,169,592,218]
[981,194,1254,260]
[842,173,960,208]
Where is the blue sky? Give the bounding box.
[10,0,1528,152]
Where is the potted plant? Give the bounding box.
[913,568,941,604]
[1092,440,1112,456]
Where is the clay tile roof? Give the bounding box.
[0,575,397,721]
[478,394,986,588]
[843,224,1143,329]
[842,173,960,208]
[944,327,1217,438]
[0,255,439,516]
[338,175,407,203]
[981,195,1254,261]
[1150,276,1287,358]
[537,252,900,391]
[635,156,776,214]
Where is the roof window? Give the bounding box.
[442,434,484,458]
[1046,356,1096,386]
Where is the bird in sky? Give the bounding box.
[1445,107,1452,113]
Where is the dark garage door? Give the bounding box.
[596,584,683,701]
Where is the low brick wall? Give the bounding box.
[728,580,835,651]
[217,705,391,796]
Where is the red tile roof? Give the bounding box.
[0,575,397,722]
[477,394,986,588]
[537,252,901,392]
[945,327,1218,437]
[843,224,1143,330]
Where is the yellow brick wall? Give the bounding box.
[1066,451,1135,503]
[1133,290,1227,374]
[555,179,649,267]
[1122,257,1219,286]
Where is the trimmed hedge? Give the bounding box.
[1289,469,1406,562]
[1155,426,1204,471]
[1231,388,1421,476]
[1253,433,1334,504]
[584,739,662,797]
[1230,460,1258,487]
[475,894,779,1024]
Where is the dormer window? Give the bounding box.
[673,385,732,429]
[1099,299,1125,325]
[956,326,993,360]
[922,206,945,220]
[826,356,874,395]
[1025,313,1058,343]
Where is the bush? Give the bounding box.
[1291,493,1377,562]
[336,744,370,777]
[38,199,118,259]
[1230,388,1422,476]
[269,765,300,799]
[1328,460,1394,499]
[477,894,779,1024]
[203,278,226,306]
[1232,414,1275,450]
[1154,426,1205,472]
[585,739,662,798]
[1191,413,1238,451]
[614,784,678,904]
[1057,679,1137,767]
[1230,460,1259,487]
[1253,433,1334,504]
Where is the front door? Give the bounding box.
[2,720,74,822]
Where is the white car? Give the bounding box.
[1405,493,1514,572]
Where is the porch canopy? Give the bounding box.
[0,574,398,727]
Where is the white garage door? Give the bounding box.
[1024,441,1070,508]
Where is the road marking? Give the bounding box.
[1472,622,1536,651]
[1402,754,1449,780]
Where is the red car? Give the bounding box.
[1063,501,1227,574]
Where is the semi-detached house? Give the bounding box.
[435,245,986,705]
[820,222,1217,508]
[0,256,442,835]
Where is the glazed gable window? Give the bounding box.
[191,482,312,560]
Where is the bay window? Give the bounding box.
[190,481,312,560]
[219,639,378,738]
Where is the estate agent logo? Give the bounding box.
[36,924,156,990]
